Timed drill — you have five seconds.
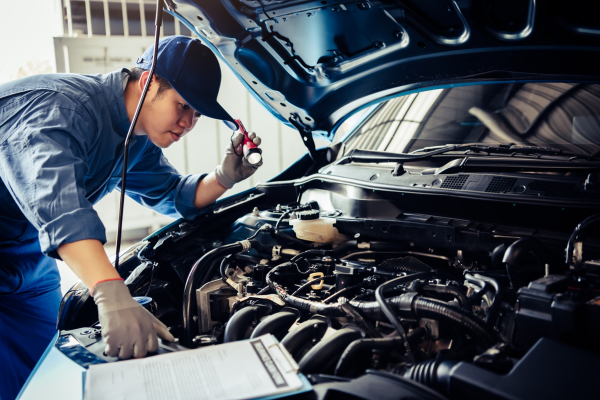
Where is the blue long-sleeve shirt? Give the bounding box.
[0,69,204,258]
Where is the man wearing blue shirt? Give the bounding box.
[0,36,262,399]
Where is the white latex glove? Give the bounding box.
[214,131,263,189]
[91,279,174,359]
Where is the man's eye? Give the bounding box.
[195,112,202,118]
[181,103,190,111]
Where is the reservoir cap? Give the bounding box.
[296,209,320,220]
[133,296,153,306]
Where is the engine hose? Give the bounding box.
[465,275,489,303]
[375,272,436,365]
[273,210,312,249]
[256,285,271,295]
[503,238,545,289]
[467,273,502,328]
[290,249,332,264]
[323,282,363,303]
[220,253,262,281]
[220,254,234,281]
[182,240,261,347]
[291,275,334,296]
[565,213,600,267]
[273,230,312,249]
[274,210,291,232]
[422,285,469,309]
[331,241,407,257]
[413,297,497,347]
[331,240,358,256]
[267,265,496,347]
[404,357,457,391]
[265,264,423,317]
[267,262,347,316]
[334,327,427,377]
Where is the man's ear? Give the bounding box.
[138,70,153,92]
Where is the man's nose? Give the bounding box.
[179,112,194,129]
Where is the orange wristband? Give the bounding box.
[90,278,124,294]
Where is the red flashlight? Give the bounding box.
[235,119,262,165]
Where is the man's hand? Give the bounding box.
[213,131,263,189]
[91,279,175,359]
[57,239,174,359]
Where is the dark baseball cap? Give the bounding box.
[136,35,235,126]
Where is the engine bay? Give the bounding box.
[57,175,600,400]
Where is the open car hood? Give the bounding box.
[168,0,600,144]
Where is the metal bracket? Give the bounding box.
[196,279,236,334]
[289,113,318,161]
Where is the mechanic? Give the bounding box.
[0,35,262,399]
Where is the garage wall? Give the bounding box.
[54,36,328,242]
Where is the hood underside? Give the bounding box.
[168,0,600,141]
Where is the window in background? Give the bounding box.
[162,12,176,36]
[144,3,155,36]
[180,23,192,37]
[89,1,106,36]
[126,2,142,36]
[108,2,124,36]
[70,1,88,36]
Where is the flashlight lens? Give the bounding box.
[247,152,262,165]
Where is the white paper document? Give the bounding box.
[83,335,304,400]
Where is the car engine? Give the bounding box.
[57,177,600,400]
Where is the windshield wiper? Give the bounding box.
[337,143,597,165]
[420,157,600,174]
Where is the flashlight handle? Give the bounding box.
[235,119,257,152]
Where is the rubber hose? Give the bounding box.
[221,253,262,281]
[471,273,502,328]
[220,254,234,281]
[234,253,262,265]
[404,357,458,391]
[182,240,261,347]
[323,282,363,303]
[331,241,407,257]
[503,237,545,289]
[274,210,291,232]
[291,275,334,296]
[334,327,427,377]
[565,213,600,266]
[375,272,436,365]
[267,264,496,347]
[465,275,489,303]
[256,286,271,295]
[491,243,507,270]
[422,285,469,309]
[290,249,332,263]
[273,230,311,249]
[413,297,497,347]
[331,240,358,257]
[472,270,511,285]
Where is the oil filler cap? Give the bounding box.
[296,209,320,220]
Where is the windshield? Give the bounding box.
[342,82,600,157]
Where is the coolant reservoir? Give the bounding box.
[289,210,339,243]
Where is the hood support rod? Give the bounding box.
[289,113,318,161]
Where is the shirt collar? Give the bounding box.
[100,68,132,137]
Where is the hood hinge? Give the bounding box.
[289,113,318,161]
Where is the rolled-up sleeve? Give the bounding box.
[118,142,205,220]
[0,105,106,258]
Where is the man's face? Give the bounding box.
[137,77,202,148]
